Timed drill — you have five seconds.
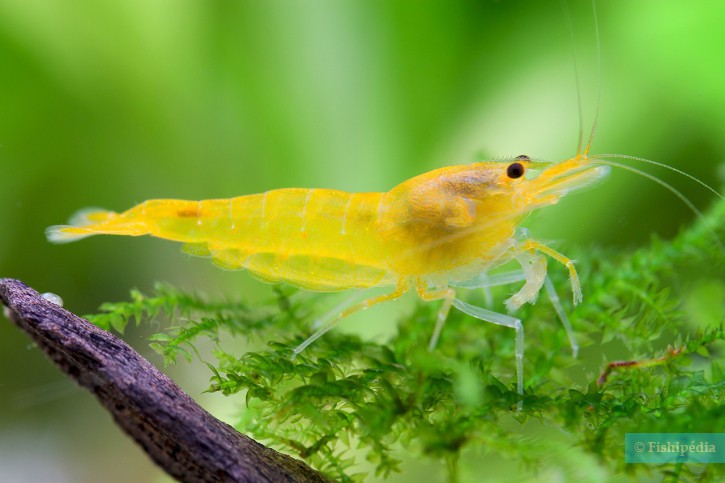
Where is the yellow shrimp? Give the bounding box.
[46,152,610,408]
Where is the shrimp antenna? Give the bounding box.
[584,0,601,156]
[592,158,723,250]
[561,0,585,156]
[592,153,725,201]
[562,0,601,156]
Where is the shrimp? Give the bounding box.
[46,152,611,409]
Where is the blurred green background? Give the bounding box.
[1,0,723,481]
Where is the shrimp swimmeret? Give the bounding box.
[46,152,617,407]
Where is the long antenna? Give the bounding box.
[561,0,585,156]
[584,0,601,156]
[592,158,723,250]
[592,153,725,201]
[562,0,601,156]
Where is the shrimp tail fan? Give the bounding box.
[46,207,118,244]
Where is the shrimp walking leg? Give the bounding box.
[454,269,579,358]
[520,240,582,305]
[508,248,579,357]
[452,270,527,290]
[452,298,524,410]
[291,281,410,359]
[504,251,547,313]
[543,276,579,357]
[311,292,368,330]
[452,270,527,309]
[415,283,456,351]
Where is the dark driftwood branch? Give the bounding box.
[0,278,329,483]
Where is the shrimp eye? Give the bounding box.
[515,154,530,161]
[507,162,525,179]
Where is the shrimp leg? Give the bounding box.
[543,276,579,357]
[311,292,368,330]
[454,268,579,357]
[415,262,546,353]
[504,251,547,313]
[453,270,527,308]
[452,298,524,410]
[415,282,456,351]
[452,270,527,289]
[291,281,410,359]
[520,239,582,305]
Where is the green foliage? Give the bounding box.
[88,201,725,482]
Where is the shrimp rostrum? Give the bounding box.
[47,153,610,408]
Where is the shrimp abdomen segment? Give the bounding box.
[199,189,394,290]
[48,189,395,291]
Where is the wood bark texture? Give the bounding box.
[0,278,329,483]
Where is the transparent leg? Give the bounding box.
[520,239,582,306]
[451,270,526,290]
[454,262,578,355]
[291,282,409,359]
[415,283,456,351]
[452,298,524,411]
[504,251,547,313]
[543,276,579,357]
[311,292,367,329]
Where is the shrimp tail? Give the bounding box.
[46,207,122,244]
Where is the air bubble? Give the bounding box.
[42,292,64,307]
